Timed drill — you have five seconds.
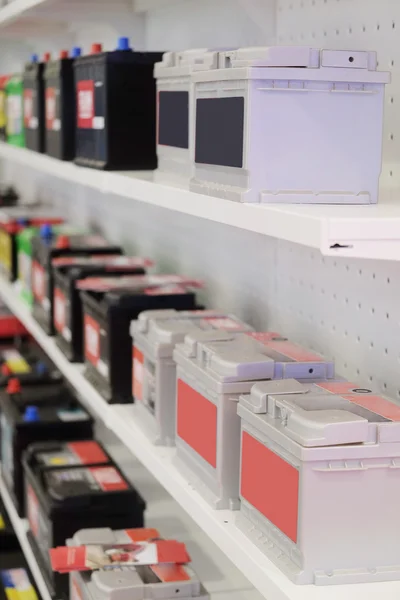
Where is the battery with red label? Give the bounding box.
[0,381,93,517]
[52,255,153,362]
[130,309,253,446]
[78,274,203,404]
[31,225,121,335]
[44,50,78,160]
[23,440,145,599]
[73,38,163,170]
[237,378,400,585]
[23,54,47,153]
[173,331,334,510]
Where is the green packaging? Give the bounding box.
[5,74,25,147]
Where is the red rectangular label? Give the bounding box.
[177,379,217,468]
[151,564,191,582]
[54,287,66,333]
[90,466,128,491]
[68,441,109,465]
[84,314,100,366]
[133,346,144,400]
[46,87,56,130]
[240,431,299,543]
[32,260,45,302]
[342,394,400,422]
[77,80,94,129]
[24,89,33,127]
[27,484,39,537]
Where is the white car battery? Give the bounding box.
[237,379,400,585]
[154,49,208,184]
[130,309,252,446]
[173,331,334,509]
[68,527,209,600]
[190,46,390,204]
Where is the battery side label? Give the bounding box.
[315,381,368,394]
[144,284,188,296]
[246,332,283,343]
[84,313,100,365]
[2,349,31,374]
[18,251,32,293]
[0,569,38,600]
[32,260,47,309]
[24,89,37,129]
[6,95,23,136]
[77,81,94,129]
[45,87,60,131]
[27,484,39,537]
[240,431,299,544]
[177,379,217,468]
[132,347,144,400]
[90,467,129,492]
[68,441,108,464]
[54,287,68,337]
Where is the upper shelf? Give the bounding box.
[1,142,400,261]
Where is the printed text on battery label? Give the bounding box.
[78,91,93,120]
[84,316,100,364]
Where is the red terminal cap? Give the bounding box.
[59,50,69,59]
[56,235,70,249]
[43,52,51,62]
[1,364,12,376]
[7,378,21,394]
[91,43,102,55]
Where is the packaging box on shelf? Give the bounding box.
[173,331,334,509]
[0,337,62,387]
[237,379,400,585]
[131,309,252,446]
[23,440,145,599]
[190,46,390,204]
[0,75,9,142]
[31,225,121,335]
[154,50,205,184]
[53,255,153,362]
[5,74,24,147]
[44,48,80,161]
[65,527,209,600]
[0,207,63,282]
[0,549,40,600]
[79,274,203,404]
[23,53,48,153]
[0,381,93,516]
[74,38,163,170]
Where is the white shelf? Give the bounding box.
[2,142,400,261]
[0,470,53,600]
[1,277,400,599]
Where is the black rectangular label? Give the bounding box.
[158,91,189,149]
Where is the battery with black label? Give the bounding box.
[1,551,40,600]
[0,207,63,282]
[44,49,80,161]
[78,274,203,403]
[0,338,62,387]
[0,497,20,552]
[74,37,162,170]
[23,53,49,153]
[53,255,153,362]
[23,440,145,599]
[0,381,93,516]
[31,224,121,335]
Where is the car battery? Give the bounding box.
[79,274,203,404]
[0,76,9,141]
[23,53,49,153]
[190,46,390,204]
[0,497,20,552]
[0,381,93,516]
[0,208,63,282]
[0,338,62,387]
[0,304,27,339]
[74,37,163,170]
[45,48,80,161]
[53,255,153,363]
[173,331,334,510]
[236,380,400,585]
[154,50,204,184]
[130,309,253,446]
[1,551,40,600]
[23,441,145,599]
[31,225,121,335]
[5,74,24,148]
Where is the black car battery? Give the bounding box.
[44,48,80,161]
[0,207,63,282]
[52,255,153,362]
[23,53,49,153]
[78,274,203,403]
[0,338,62,388]
[1,550,40,600]
[0,381,93,516]
[23,440,145,599]
[0,497,20,552]
[74,38,163,170]
[31,225,121,335]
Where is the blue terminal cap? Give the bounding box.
[72,46,82,58]
[40,223,53,239]
[117,36,131,51]
[30,54,39,63]
[24,405,39,422]
[35,361,48,376]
